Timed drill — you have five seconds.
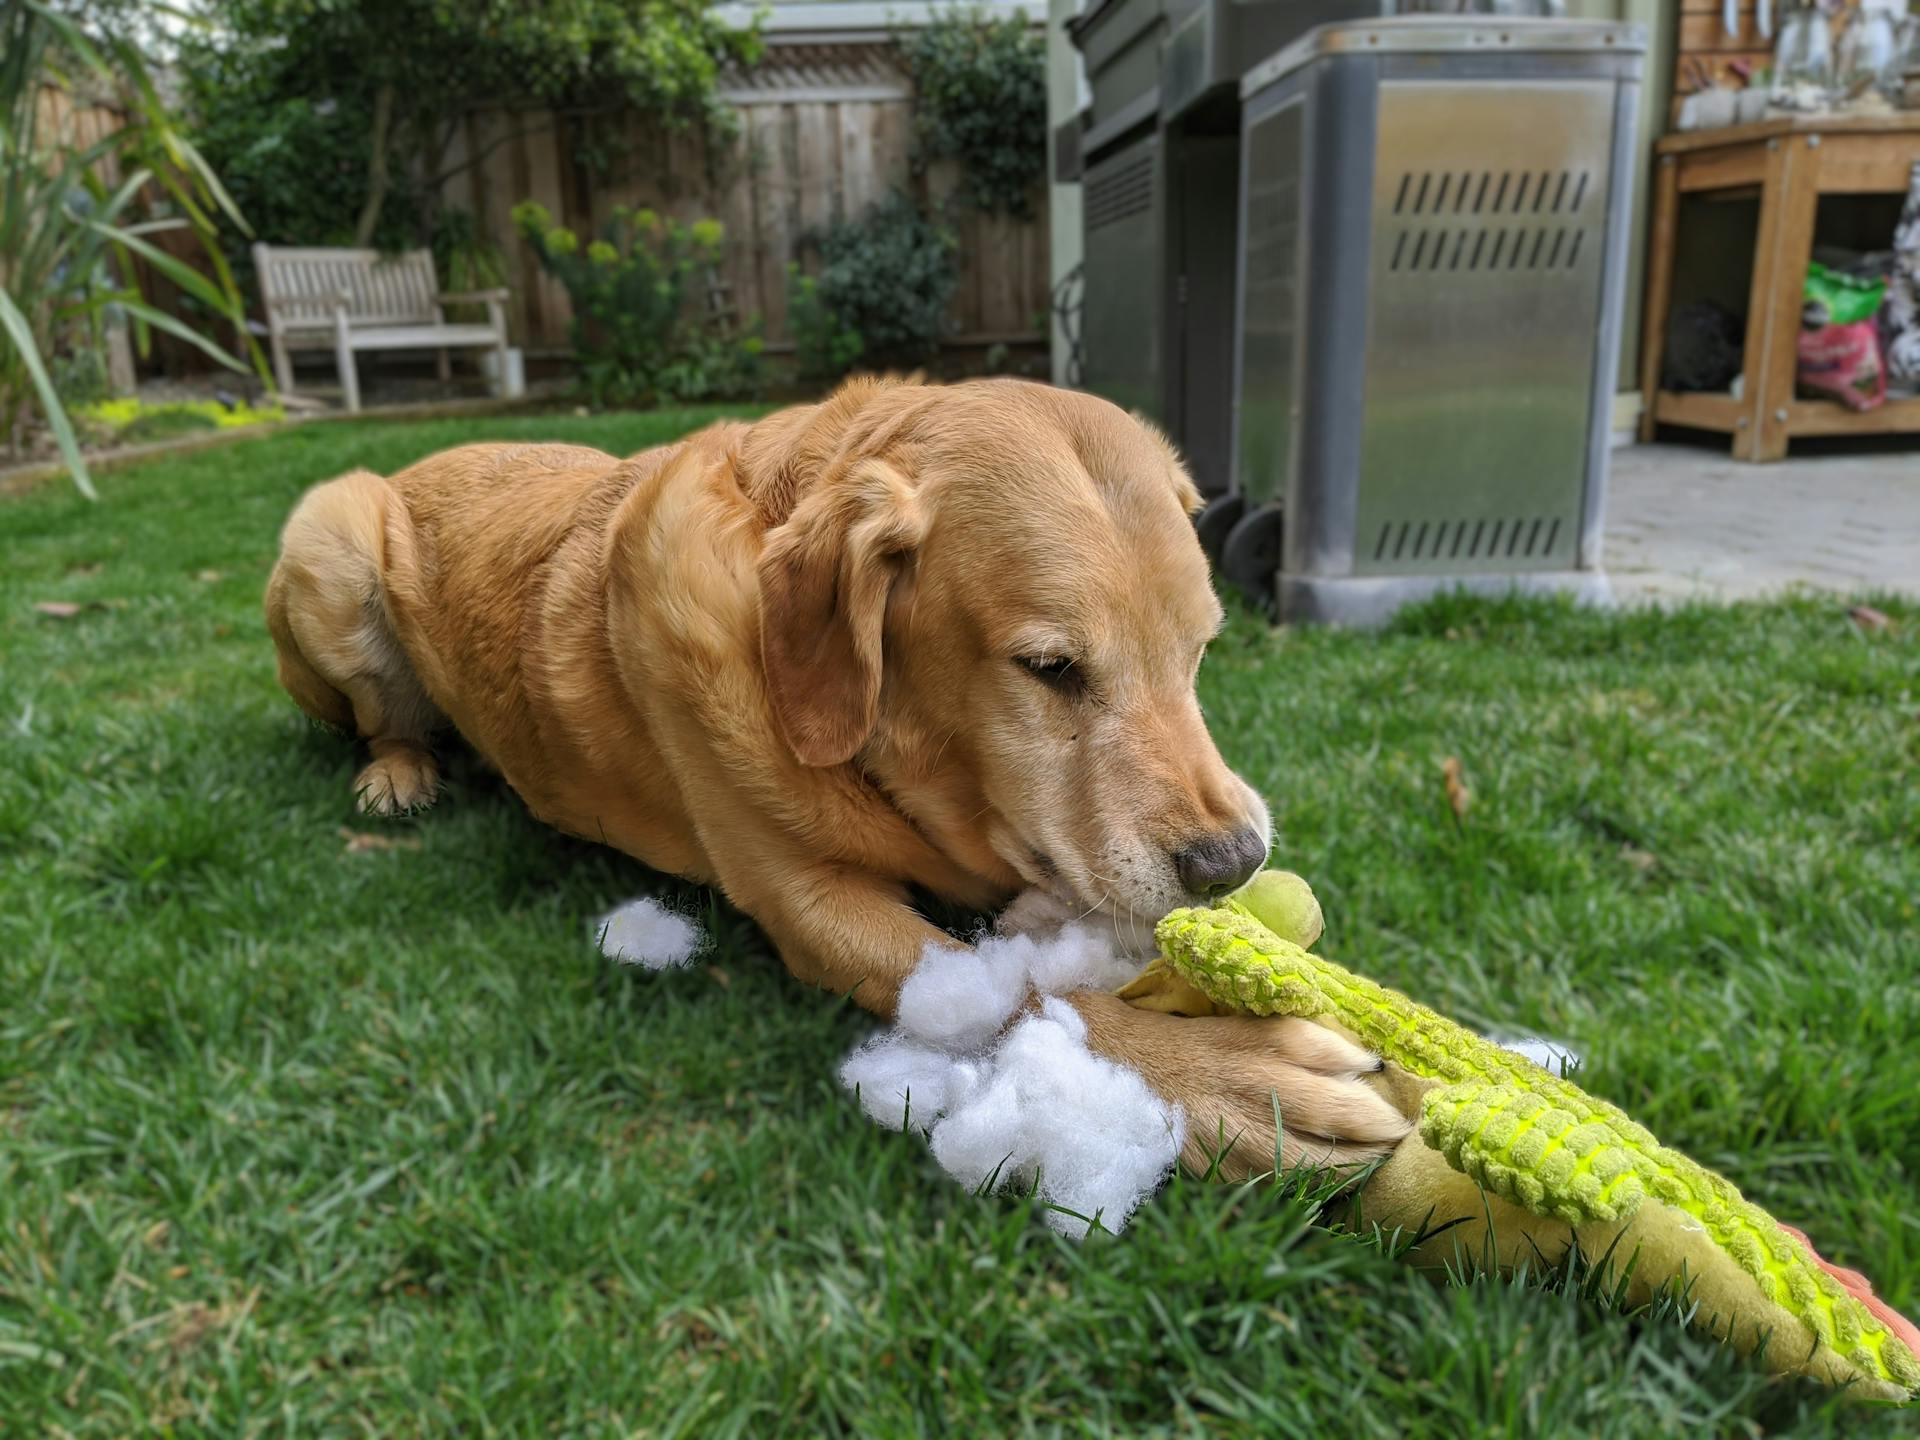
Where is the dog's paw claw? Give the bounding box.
[353,752,440,816]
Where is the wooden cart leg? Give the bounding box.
[1734,136,1818,462]
[1638,154,1681,444]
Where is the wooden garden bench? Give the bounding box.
[252,244,511,412]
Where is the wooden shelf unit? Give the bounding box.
[1638,114,1920,461]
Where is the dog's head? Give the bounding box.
[753,378,1270,936]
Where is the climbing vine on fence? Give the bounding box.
[899,8,1047,220]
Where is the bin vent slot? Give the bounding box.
[1086,151,1154,231]
[1387,224,1587,273]
[1392,169,1591,217]
[1372,516,1564,563]
[1384,166,1595,274]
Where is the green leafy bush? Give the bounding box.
[899,9,1046,218]
[183,67,423,290]
[188,0,762,251]
[433,206,510,323]
[513,201,762,407]
[785,264,864,380]
[806,196,957,370]
[79,396,285,445]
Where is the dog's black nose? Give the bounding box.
[1173,827,1268,900]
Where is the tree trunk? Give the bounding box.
[352,83,397,247]
[410,115,461,249]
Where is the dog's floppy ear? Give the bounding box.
[758,458,926,767]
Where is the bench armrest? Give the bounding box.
[440,288,510,344]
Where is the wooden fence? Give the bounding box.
[32,85,143,392]
[34,84,127,172]
[444,58,1050,355]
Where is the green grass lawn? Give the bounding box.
[2,410,1917,1437]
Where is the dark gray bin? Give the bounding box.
[1071,0,1402,496]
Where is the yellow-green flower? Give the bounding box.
[586,240,619,266]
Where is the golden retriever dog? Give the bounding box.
[265,377,1407,1177]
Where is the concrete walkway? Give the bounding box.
[1606,444,1920,604]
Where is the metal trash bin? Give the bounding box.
[1219,18,1644,626]
[1071,0,1398,496]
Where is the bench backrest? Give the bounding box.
[253,245,441,329]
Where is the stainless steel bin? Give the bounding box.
[1221,18,1644,626]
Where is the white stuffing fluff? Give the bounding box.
[895,935,1035,1053]
[840,918,1184,1239]
[929,997,1184,1238]
[839,1035,986,1131]
[1491,1033,1583,1076]
[1022,923,1143,997]
[595,896,703,969]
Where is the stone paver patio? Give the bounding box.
[1606,444,1920,604]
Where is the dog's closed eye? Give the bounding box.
[1016,653,1089,699]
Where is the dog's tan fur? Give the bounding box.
[266,377,1407,1175]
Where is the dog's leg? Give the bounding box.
[731,860,965,1018]
[267,470,445,816]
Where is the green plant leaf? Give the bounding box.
[87,220,245,321]
[112,298,248,374]
[0,288,96,500]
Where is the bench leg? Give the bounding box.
[336,340,361,413]
[436,347,451,385]
[270,330,296,398]
[486,296,512,399]
[333,311,362,413]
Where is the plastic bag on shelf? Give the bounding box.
[1796,260,1887,411]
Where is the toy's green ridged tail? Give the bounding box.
[1154,902,1920,1393]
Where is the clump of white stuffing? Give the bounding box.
[595,896,703,969]
[839,920,1183,1240]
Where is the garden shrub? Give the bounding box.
[785,265,864,380]
[899,9,1046,219]
[433,207,511,324]
[78,398,286,446]
[184,59,424,291]
[512,201,763,407]
[806,196,957,371]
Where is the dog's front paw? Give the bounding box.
[1175,1017,1409,1179]
[1072,993,1410,1181]
[353,748,440,816]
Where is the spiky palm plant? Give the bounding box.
[1,0,254,497]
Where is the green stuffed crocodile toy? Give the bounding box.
[1126,872,1920,1402]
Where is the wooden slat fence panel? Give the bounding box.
[449,79,1049,353]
